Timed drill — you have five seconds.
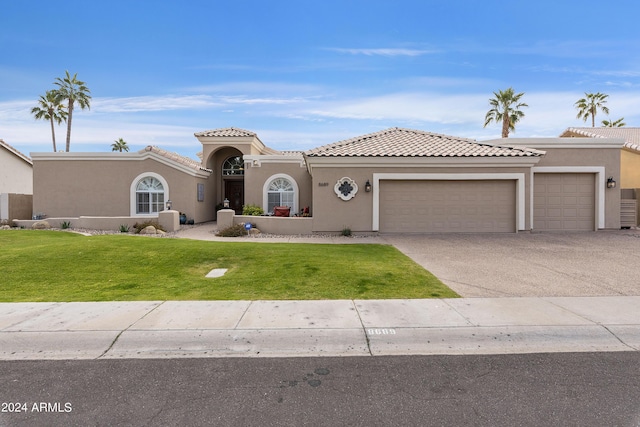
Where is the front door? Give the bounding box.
[225,180,244,214]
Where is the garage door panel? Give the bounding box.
[534,173,595,231]
[379,180,516,233]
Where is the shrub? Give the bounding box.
[341,227,352,237]
[61,221,71,229]
[216,223,248,237]
[119,224,130,233]
[132,221,166,234]
[243,204,264,216]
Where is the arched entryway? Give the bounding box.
[205,147,246,217]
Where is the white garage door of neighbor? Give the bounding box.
[379,180,517,233]
[533,173,595,231]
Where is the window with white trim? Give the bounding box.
[135,177,165,214]
[267,177,294,214]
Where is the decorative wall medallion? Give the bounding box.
[334,177,358,201]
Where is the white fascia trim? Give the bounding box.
[305,156,541,170]
[30,152,211,178]
[244,154,305,167]
[532,166,606,230]
[494,137,625,149]
[129,172,169,217]
[372,173,526,232]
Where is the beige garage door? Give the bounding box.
[379,180,516,233]
[533,173,595,231]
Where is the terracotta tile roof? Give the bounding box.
[194,127,257,137]
[140,146,212,172]
[0,139,33,165]
[561,127,640,151]
[305,127,543,157]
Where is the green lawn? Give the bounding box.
[0,230,458,301]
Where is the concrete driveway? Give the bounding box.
[382,230,640,297]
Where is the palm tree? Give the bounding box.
[483,88,528,138]
[30,90,68,152]
[54,71,91,152]
[602,117,626,127]
[575,92,609,127]
[111,138,129,152]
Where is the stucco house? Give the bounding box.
[28,127,623,233]
[0,139,33,221]
[560,127,640,189]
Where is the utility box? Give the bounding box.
[620,189,638,228]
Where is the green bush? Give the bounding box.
[242,204,264,216]
[133,221,166,234]
[61,221,71,229]
[119,224,130,233]
[341,227,352,237]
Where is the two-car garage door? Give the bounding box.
[379,180,516,233]
[378,174,596,233]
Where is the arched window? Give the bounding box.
[222,156,244,176]
[266,176,295,214]
[135,176,165,214]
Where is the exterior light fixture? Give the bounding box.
[223,198,230,208]
[166,200,172,210]
[364,180,372,192]
[607,177,616,189]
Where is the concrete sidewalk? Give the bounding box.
[1,297,639,360]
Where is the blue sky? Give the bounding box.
[2,0,640,158]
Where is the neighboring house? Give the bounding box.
[560,127,640,189]
[30,127,624,233]
[0,139,33,221]
[0,139,32,194]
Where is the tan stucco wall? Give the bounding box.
[621,149,640,188]
[32,156,211,222]
[0,193,32,221]
[0,148,32,194]
[309,165,533,233]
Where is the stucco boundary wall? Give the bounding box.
[217,209,313,235]
[14,216,161,231]
[0,193,32,222]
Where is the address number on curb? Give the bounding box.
[367,329,396,335]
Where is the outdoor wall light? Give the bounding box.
[166,200,172,210]
[607,177,617,189]
[364,179,372,192]
[223,198,230,208]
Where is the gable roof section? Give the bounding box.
[194,127,257,138]
[305,127,543,157]
[561,127,640,152]
[140,146,212,173]
[0,139,33,166]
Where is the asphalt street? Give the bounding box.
[1,353,640,426]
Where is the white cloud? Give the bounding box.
[326,48,438,57]
[93,95,219,113]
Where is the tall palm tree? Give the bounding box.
[111,138,129,152]
[575,92,609,127]
[483,87,528,138]
[602,117,625,127]
[54,71,91,152]
[30,90,68,152]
